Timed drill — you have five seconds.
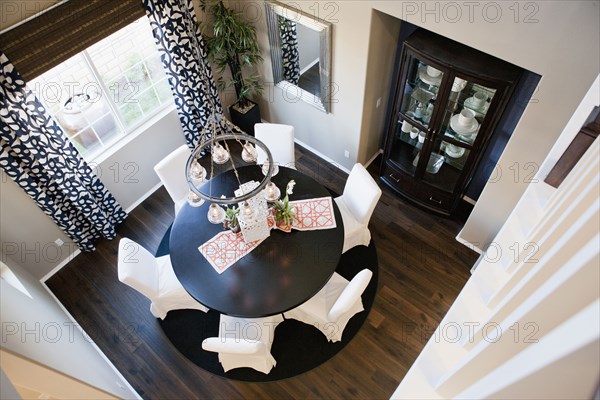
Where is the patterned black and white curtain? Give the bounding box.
[0,53,127,252]
[143,0,224,149]
[279,16,300,85]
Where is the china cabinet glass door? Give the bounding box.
[421,75,497,193]
[389,52,445,177]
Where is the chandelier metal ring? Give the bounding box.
[185,133,274,205]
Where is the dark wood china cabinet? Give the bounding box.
[380,28,522,215]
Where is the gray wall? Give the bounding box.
[0,108,185,280]
[0,254,139,398]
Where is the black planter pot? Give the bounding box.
[229,101,261,136]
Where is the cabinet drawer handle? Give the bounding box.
[390,173,401,183]
[429,196,442,204]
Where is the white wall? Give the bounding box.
[393,134,600,399]
[250,0,599,248]
[2,349,118,399]
[0,254,139,398]
[537,74,600,181]
[0,108,185,279]
[296,23,320,71]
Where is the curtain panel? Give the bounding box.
[0,53,127,251]
[278,16,300,86]
[143,0,224,149]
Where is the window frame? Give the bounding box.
[30,16,176,162]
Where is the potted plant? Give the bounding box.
[200,0,263,135]
[274,180,296,227]
[224,206,240,233]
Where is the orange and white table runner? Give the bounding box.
[198,196,336,274]
[290,196,337,231]
[198,231,263,274]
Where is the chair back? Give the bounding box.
[154,145,190,204]
[202,338,266,355]
[328,269,373,321]
[117,238,159,300]
[342,163,382,225]
[255,123,295,168]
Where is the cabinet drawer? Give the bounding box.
[381,163,455,214]
[414,186,454,211]
[382,163,413,191]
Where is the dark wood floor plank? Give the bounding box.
[46,147,478,399]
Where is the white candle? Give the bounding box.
[212,143,230,164]
[243,202,253,217]
[190,159,206,181]
[216,145,224,158]
[264,181,280,201]
[207,203,225,224]
[242,142,257,162]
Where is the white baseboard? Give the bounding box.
[294,139,351,174]
[462,195,477,205]
[299,58,319,76]
[455,231,484,254]
[40,249,81,283]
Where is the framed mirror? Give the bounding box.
[264,0,332,113]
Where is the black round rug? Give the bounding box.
[155,225,378,382]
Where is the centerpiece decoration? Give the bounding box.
[224,206,240,233]
[274,180,296,227]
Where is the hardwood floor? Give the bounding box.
[297,62,320,97]
[46,146,478,399]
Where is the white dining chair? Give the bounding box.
[284,269,373,342]
[335,163,382,253]
[202,314,284,374]
[255,123,296,169]
[117,238,209,319]
[153,144,190,215]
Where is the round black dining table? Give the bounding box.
[169,166,344,318]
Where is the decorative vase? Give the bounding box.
[229,101,261,136]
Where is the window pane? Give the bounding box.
[155,79,173,103]
[137,89,160,113]
[119,102,144,128]
[70,127,102,155]
[28,16,173,161]
[88,17,174,128]
[30,54,122,159]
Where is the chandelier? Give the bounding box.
[184,114,280,224]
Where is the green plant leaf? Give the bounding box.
[202,0,263,104]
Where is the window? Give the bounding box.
[30,17,174,160]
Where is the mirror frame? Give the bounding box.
[264,0,332,113]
